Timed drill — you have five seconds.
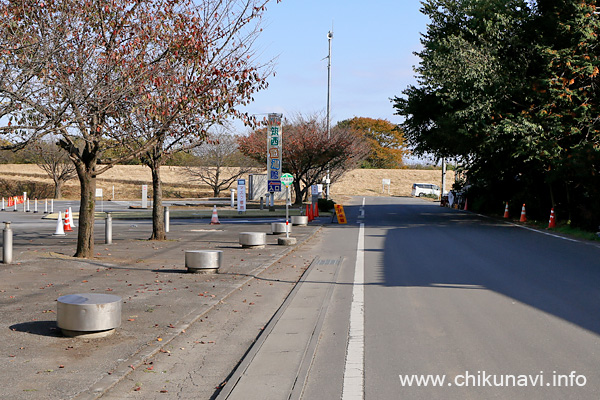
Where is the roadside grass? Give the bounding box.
[474,211,600,243]
[527,220,600,242]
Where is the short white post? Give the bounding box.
[105,212,112,244]
[34,199,38,213]
[3,221,13,264]
[164,206,170,233]
[230,189,236,208]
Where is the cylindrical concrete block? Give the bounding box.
[57,293,122,338]
[271,222,291,235]
[291,215,309,226]
[239,232,266,248]
[185,250,222,274]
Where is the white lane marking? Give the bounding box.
[342,222,365,400]
[507,222,579,242]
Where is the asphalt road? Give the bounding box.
[224,195,600,399]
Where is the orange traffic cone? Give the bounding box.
[307,204,313,222]
[210,205,220,225]
[463,198,468,211]
[519,204,527,222]
[314,203,319,218]
[503,202,509,218]
[548,208,556,228]
[63,209,73,232]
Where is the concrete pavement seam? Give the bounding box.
[72,225,324,400]
[289,257,344,400]
[214,255,328,400]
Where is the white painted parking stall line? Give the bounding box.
[342,222,365,400]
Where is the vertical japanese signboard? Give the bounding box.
[267,113,283,192]
[237,179,246,213]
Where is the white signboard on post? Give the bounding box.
[382,179,391,194]
[141,185,148,209]
[237,179,246,213]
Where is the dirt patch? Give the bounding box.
[0,164,454,200]
[331,168,455,197]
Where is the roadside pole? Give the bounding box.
[281,173,294,239]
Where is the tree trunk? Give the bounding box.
[54,179,63,200]
[293,180,303,205]
[150,161,166,240]
[74,164,96,258]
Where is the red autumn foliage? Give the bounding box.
[238,114,368,204]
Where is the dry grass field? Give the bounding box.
[0,164,455,200]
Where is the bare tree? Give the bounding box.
[121,0,277,240]
[186,129,259,197]
[31,141,76,199]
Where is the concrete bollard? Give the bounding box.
[105,212,112,244]
[291,215,309,226]
[239,232,266,249]
[185,250,222,274]
[164,206,170,233]
[271,222,291,235]
[57,293,122,338]
[3,221,12,264]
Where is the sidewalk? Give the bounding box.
[0,215,322,399]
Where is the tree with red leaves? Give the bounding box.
[238,114,368,204]
[0,0,280,255]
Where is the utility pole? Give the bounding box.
[326,30,333,199]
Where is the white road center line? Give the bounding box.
[342,221,365,400]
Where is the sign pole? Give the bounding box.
[285,186,290,238]
[280,173,294,238]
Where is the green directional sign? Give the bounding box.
[281,173,294,187]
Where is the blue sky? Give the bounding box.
[237,0,429,133]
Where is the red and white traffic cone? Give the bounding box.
[503,202,509,218]
[210,205,220,225]
[53,211,66,236]
[519,204,527,223]
[548,208,556,228]
[64,209,73,232]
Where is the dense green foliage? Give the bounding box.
[394,0,600,229]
